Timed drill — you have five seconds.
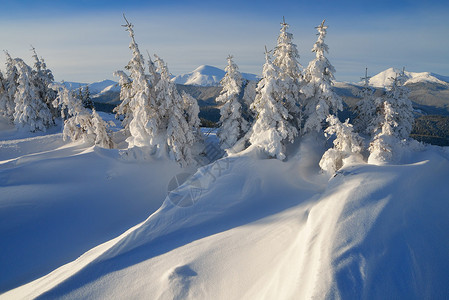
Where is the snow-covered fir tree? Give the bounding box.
[0,52,19,122]
[272,17,303,128]
[181,90,201,139]
[113,70,134,133]
[91,108,113,148]
[82,86,94,109]
[368,101,396,164]
[353,68,379,135]
[302,20,342,133]
[154,55,197,167]
[368,69,414,163]
[383,69,414,139]
[217,55,248,150]
[319,115,363,174]
[117,16,159,149]
[30,47,58,119]
[242,79,257,121]
[249,49,297,160]
[0,71,8,118]
[13,58,53,132]
[52,84,112,148]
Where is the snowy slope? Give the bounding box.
[367,68,449,87]
[2,130,449,299]
[0,119,187,293]
[172,65,259,86]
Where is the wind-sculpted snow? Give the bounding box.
[3,135,449,299]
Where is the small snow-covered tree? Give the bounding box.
[319,115,363,174]
[13,58,53,131]
[0,52,19,121]
[383,69,414,139]
[368,101,396,164]
[242,79,257,121]
[91,108,113,148]
[368,69,414,163]
[154,55,197,167]
[181,90,201,139]
[273,17,303,128]
[249,49,297,160]
[52,84,112,148]
[82,86,94,109]
[353,68,379,135]
[117,15,159,149]
[302,20,342,133]
[0,71,8,118]
[113,70,133,132]
[217,55,248,149]
[30,47,58,119]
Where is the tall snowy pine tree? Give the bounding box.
[368,69,414,163]
[249,48,297,160]
[30,47,58,120]
[353,68,379,135]
[217,55,248,150]
[272,17,303,129]
[154,55,198,167]
[116,16,159,149]
[302,20,342,133]
[0,52,19,122]
[13,58,53,132]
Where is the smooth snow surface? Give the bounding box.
[1,126,449,299]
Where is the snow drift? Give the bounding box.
[2,132,449,299]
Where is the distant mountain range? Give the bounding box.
[61,66,449,115]
[59,66,449,145]
[365,68,449,87]
[171,65,260,86]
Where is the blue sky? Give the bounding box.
[1,0,448,82]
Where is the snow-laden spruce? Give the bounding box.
[117,17,159,149]
[154,55,198,167]
[217,55,248,150]
[0,52,19,122]
[272,18,303,128]
[353,68,379,135]
[319,115,363,174]
[115,16,200,166]
[249,50,297,160]
[12,58,53,132]
[302,20,342,133]
[52,83,112,148]
[30,47,58,119]
[368,70,415,164]
[113,70,133,134]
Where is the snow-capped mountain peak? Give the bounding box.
[172,65,259,86]
[367,68,449,87]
